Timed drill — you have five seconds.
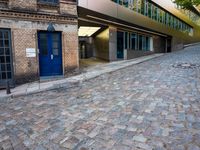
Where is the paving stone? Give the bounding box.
[133,135,147,143]
[134,142,152,150]
[6,120,17,126]
[187,144,200,150]
[192,122,200,130]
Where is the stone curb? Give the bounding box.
[184,42,200,48]
[0,53,164,100]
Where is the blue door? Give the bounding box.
[38,31,63,76]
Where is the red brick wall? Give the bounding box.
[63,31,79,72]
[60,2,77,15]
[9,0,37,11]
[12,29,39,84]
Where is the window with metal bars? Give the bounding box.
[0,29,13,86]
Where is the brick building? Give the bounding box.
[0,0,78,87]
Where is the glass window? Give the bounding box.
[6,56,10,63]
[119,0,123,5]
[179,20,182,30]
[0,48,3,55]
[170,16,174,28]
[7,64,11,71]
[175,19,179,30]
[53,48,59,56]
[170,17,174,28]
[111,0,118,3]
[128,0,133,9]
[7,72,11,79]
[52,34,59,56]
[145,0,148,16]
[137,0,142,13]
[173,18,175,29]
[2,72,6,79]
[4,40,9,48]
[5,48,10,55]
[142,35,146,51]
[138,35,142,50]
[0,40,3,48]
[4,32,8,40]
[153,6,158,21]
[157,8,160,22]
[177,19,180,30]
[0,32,3,39]
[123,0,128,7]
[141,0,146,15]
[40,33,48,56]
[148,2,152,18]
[182,23,185,32]
[146,36,150,51]
[124,32,129,49]
[0,56,5,63]
[128,0,137,11]
[168,14,171,27]
[163,11,166,24]
[160,10,164,23]
[1,64,5,71]
[165,13,168,25]
[131,33,137,50]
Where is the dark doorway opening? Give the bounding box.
[117,31,124,59]
[79,38,94,59]
[166,38,172,53]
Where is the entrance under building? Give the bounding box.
[166,38,172,53]
[78,20,110,69]
[78,25,103,60]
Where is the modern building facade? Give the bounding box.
[0,0,78,87]
[0,0,200,87]
[78,0,200,61]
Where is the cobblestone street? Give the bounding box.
[0,45,200,150]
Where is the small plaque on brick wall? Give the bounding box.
[26,48,36,57]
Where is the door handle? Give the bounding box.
[51,54,54,60]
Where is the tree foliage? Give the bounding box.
[173,0,200,9]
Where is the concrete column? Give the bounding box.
[109,26,117,61]
[150,37,154,52]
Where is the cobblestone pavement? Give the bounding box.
[0,46,200,150]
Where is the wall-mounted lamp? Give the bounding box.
[47,23,55,32]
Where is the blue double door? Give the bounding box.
[38,31,63,77]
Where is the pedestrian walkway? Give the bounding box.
[0,54,163,100]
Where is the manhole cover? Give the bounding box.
[172,63,200,69]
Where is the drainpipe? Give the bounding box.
[6,80,11,94]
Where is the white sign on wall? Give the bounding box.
[26,48,36,57]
